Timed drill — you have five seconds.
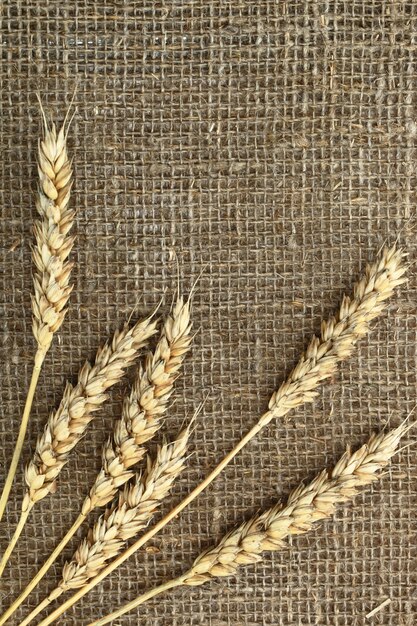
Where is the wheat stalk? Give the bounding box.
[0,296,192,623]
[0,311,158,577]
[19,424,193,626]
[87,420,412,626]
[0,103,76,524]
[25,245,406,626]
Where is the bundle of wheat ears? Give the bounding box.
[0,104,411,626]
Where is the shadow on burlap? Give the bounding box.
[0,2,416,625]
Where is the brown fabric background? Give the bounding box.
[1,1,416,624]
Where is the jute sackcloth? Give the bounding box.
[0,2,416,624]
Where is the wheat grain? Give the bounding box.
[87,420,412,626]
[19,425,192,626]
[0,311,158,577]
[0,296,193,625]
[0,103,76,524]
[25,245,407,626]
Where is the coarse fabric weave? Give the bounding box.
[1,2,416,625]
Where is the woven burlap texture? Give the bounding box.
[1,2,416,625]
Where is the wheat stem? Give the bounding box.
[19,599,51,626]
[0,514,85,625]
[24,245,407,626]
[91,577,186,626]
[87,421,411,626]
[0,507,32,578]
[0,356,44,523]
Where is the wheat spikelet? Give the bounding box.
[20,426,192,624]
[25,245,407,626]
[83,295,193,514]
[87,421,412,626]
[31,104,75,361]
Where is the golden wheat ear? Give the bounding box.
[83,294,193,513]
[0,100,76,527]
[87,419,413,626]
[32,96,76,357]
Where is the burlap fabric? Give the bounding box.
[1,2,416,624]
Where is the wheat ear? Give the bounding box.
[19,424,193,626]
[83,295,193,514]
[0,311,158,577]
[0,297,192,624]
[88,420,412,626]
[27,245,406,626]
[0,105,75,524]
